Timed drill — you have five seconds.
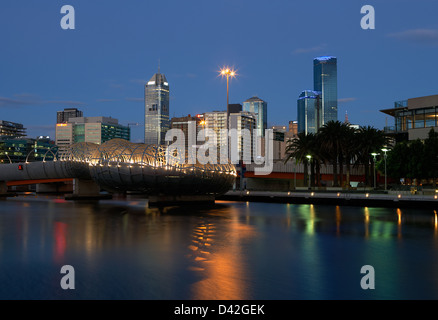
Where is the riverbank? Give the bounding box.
[217,190,438,209]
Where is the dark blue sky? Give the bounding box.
[1,0,438,142]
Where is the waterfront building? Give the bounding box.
[243,97,267,137]
[381,94,438,141]
[55,116,130,155]
[0,136,57,163]
[297,90,321,134]
[144,71,170,145]
[57,108,83,124]
[0,120,26,138]
[313,56,338,125]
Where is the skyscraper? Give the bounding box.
[313,56,338,125]
[242,97,267,137]
[144,71,170,145]
[297,90,321,135]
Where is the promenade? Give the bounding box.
[217,190,438,209]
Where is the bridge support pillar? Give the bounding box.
[0,181,7,194]
[65,179,111,200]
[148,194,215,207]
[0,181,14,197]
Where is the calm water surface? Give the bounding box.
[1,194,438,300]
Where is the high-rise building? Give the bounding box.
[144,71,170,145]
[229,111,257,162]
[297,90,321,135]
[57,108,83,124]
[55,116,130,155]
[243,97,267,137]
[313,56,338,125]
[0,120,26,138]
[203,111,228,152]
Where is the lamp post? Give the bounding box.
[371,152,380,189]
[381,148,389,191]
[219,67,237,128]
[306,154,312,189]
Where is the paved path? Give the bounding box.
[217,190,438,209]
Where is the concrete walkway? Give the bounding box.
[217,190,438,209]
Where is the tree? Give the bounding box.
[284,132,316,187]
[318,121,344,187]
[355,126,389,187]
[424,128,438,187]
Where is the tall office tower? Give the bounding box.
[297,90,321,135]
[243,97,267,137]
[313,56,338,125]
[144,71,170,145]
[57,108,83,124]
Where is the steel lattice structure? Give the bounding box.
[58,139,236,195]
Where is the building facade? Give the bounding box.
[229,111,257,162]
[0,137,57,163]
[297,90,321,135]
[313,56,338,125]
[55,116,130,155]
[243,97,267,137]
[0,120,26,138]
[381,94,438,141]
[145,72,170,145]
[57,108,83,124]
[170,114,204,152]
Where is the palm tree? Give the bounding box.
[339,125,359,189]
[355,126,389,187]
[318,121,344,187]
[284,132,316,187]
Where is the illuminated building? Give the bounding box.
[0,120,26,138]
[55,116,130,155]
[381,94,438,141]
[145,71,170,145]
[243,97,267,137]
[314,56,338,125]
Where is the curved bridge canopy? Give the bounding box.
[0,139,236,196]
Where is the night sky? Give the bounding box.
[1,0,438,142]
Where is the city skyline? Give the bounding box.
[2,1,438,142]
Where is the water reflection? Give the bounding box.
[1,196,438,299]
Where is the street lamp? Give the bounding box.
[306,154,312,189]
[219,67,237,127]
[371,152,380,189]
[381,148,389,191]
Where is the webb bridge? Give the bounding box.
[0,139,236,205]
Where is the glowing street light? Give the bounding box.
[371,152,380,189]
[306,154,312,189]
[381,148,389,191]
[219,66,237,127]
